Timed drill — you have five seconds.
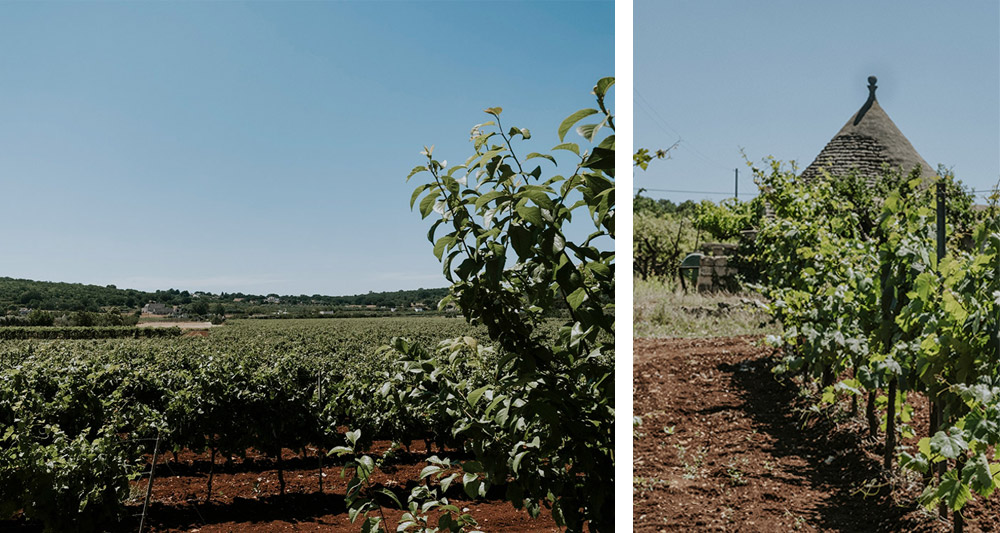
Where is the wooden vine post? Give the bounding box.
[139,432,161,533]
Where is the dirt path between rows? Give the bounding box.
[120,443,559,533]
[633,336,998,533]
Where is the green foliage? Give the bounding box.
[693,198,752,241]
[631,196,749,282]
[749,156,998,527]
[633,146,674,170]
[387,78,615,532]
[0,318,521,530]
[632,194,697,217]
[26,309,54,326]
[633,212,700,281]
[0,276,450,317]
[0,326,181,340]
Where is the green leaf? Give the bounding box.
[900,451,929,474]
[587,261,611,278]
[594,77,614,97]
[597,133,615,150]
[360,516,382,533]
[462,473,487,499]
[440,473,458,493]
[930,430,968,460]
[521,187,554,209]
[407,166,428,181]
[515,203,544,226]
[474,190,505,210]
[467,385,489,407]
[961,453,996,497]
[484,393,507,416]
[583,147,615,172]
[526,152,556,166]
[433,235,454,261]
[420,465,442,479]
[484,107,502,116]
[357,455,375,481]
[512,450,528,474]
[419,191,438,219]
[917,437,933,458]
[551,143,580,155]
[462,472,479,499]
[566,287,587,310]
[557,109,597,142]
[937,471,972,511]
[377,487,403,508]
[913,272,934,301]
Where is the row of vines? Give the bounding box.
[737,160,998,531]
[0,318,511,531]
[0,326,182,340]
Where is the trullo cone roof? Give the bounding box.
[800,76,936,182]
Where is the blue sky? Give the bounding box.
[0,1,613,296]
[635,0,999,205]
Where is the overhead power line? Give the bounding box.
[634,87,733,172]
[634,187,756,198]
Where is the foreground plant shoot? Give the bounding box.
[362,77,615,532]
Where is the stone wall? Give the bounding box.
[695,243,739,292]
[696,255,738,292]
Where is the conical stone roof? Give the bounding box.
[800,77,936,182]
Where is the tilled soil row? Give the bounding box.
[121,444,560,532]
[633,336,999,533]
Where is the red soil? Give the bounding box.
[633,336,1000,532]
[123,441,560,532]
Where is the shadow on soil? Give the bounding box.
[721,356,934,533]
[115,491,351,532]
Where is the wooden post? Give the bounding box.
[317,371,324,493]
[139,433,160,533]
[936,180,948,519]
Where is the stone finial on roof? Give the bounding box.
[854,76,878,126]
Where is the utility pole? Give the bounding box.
[734,168,739,199]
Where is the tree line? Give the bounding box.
[0,277,448,315]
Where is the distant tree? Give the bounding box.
[72,311,95,327]
[190,300,209,316]
[26,309,53,327]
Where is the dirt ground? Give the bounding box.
[5,441,558,532]
[119,441,559,533]
[633,336,1000,533]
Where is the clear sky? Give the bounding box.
[635,0,999,205]
[0,1,613,296]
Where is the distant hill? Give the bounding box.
[0,277,449,314]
